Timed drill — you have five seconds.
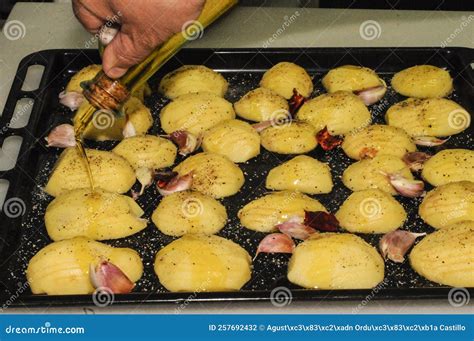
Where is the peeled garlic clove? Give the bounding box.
[89,260,135,294]
[255,233,295,258]
[354,84,387,106]
[275,216,317,240]
[379,230,426,263]
[122,120,136,138]
[169,130,201,156]
[136,167,154,195]
[99,26,119,46]
[45,124,76,148]
[413,136,450,147]
[156,171,193,196]
[385,173,425,198]
[59,91,84,111]
[402,152,431,171]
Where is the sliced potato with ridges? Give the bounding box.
[27,237,143,295]
[335,189,407,234]
[160,92,235,136]
[266,155,333,194]
[260,62,313,99]
[322,65,384,93]
[112,135,177,170]
[386,98,470,137]
[391,65,453,98]
[202,119,260,163]
[410,222,474,287]
[152,191,227,236]
[342,125,416,160]
[154,234,251,292]
[45,148,136,197]
[342,155,414,195]
[260,121,317,154]
[238,191,327,232]
[45,189,147,241]
[234,87,289,122]
[296,91,371,135]
[173,152,244,198]
[422,149,474,186]
[419,181,474,229]
[158,65,228,99]
[288,233,384,289]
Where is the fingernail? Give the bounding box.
[106,67,127,79]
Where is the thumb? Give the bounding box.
[102,31,153,79]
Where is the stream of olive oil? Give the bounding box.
[74,105,97,191]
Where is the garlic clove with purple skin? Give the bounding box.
[275,216,318,240]
[379,230,426,263]
[45,124,76,148]
[255,233,295,259]
[413,136,450,147]
[122,120,136,138]
[156,171,193,196]
[402,152,431,172]
[353,83,387,106]
[59,91,84,111]
[169,130,201,156]
[89,260,135,294]
[252,120,274,133]
[384,172,425,198]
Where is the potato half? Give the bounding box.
[422,149,474,186]
[386,98,470,137]
[288,233,384,289]
[419,181,474,229]
[45,148,136,197]
[160,92,235,136]
[266,155,333,194]
[74,97,153,141]
[234,87,289,122]
[173,152,244,198]
[152,190,227,237]
[112,135,177,170]
[410,222,474,287]
[202,119,260,163]
[391,65,453,98]
[296,91,371,135]
[342,155,414,195]
[336,189,407,234]
[27,237,143,295]
[238,191,326,233]
[45,189,147,241]
[342,125,416,160]
[260,121,317,154]
[158,65,228,99]
[154,234,252,292]
[322,65,385,93]
[260,62,313,99]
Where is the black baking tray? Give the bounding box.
[0,47,473,308]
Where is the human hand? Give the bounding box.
[73,0,205,79]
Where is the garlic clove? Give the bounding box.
[169,130,201,156]
[59,91,84,111]
[89,260,135,294]
[379,230,426,263]
[122,120,136,138]
[304,210,340,232]
[275,216,317,240]
[156,171,193,196]
[413,136,450,147]
[354,83,387,106]
[136,167,154,195]
[402,152,431,171]
[255,233,295,258]
[45,124,76,148]
[385,172,425,198]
